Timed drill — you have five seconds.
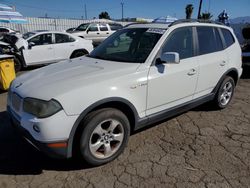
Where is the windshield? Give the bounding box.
[23,32,36,39]
[89,28,164,63]
[75,23,90,31]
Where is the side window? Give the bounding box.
[28,34,52,46]
[162,27,194,59]
[214,28,224,51]
[88,24,98,32]
[221,28,235,48]
[99,24,108,31]
[55,34,75,43]
[197,26,219,55]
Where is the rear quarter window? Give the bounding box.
[221,28,235,48]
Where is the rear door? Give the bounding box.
[193,26,228,99]
[146,26,199,115]
[99,23,110,40]
[23,33,55,65]
[53,33,77,61]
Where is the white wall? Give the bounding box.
[0,17,130,33]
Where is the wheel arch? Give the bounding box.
[212,68,239,94]
[70,49,89,59]
[67,97,139,158]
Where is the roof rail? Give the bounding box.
[124,22,150,28]
[169,19,225,27]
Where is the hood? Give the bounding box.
[12,56,140,100]
[0,34,26,49]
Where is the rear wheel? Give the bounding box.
[213,76,235,109]
[79,108,130,166]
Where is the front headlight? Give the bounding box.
[23,98,63,118]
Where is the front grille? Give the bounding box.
[11,93,22,113]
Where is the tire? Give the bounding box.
[79,108,130,166]
[14,57,22,72]
[213,76,235,109]
[70,50,88,59]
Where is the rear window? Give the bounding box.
[221,28,235,48]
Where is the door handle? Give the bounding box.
[97,33,100,35]
[106,32,109,34]
[220,60,226,66]
[187,69,197,76]
[48,47,53,50]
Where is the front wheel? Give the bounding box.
[79,108,130,166]
[213,76,235,109]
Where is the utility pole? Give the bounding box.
[197,0,203,19]
[121,2,124,21]
[84,3,88,20]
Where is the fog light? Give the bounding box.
[33,124,40,133]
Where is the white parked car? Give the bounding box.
[0,31,93,71]
[8,20,242,166]
[0,26,20,37]
[69,23,123,46]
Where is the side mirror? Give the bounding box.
[28,42,35,49]
[160,52,180,64]
[86,29,90,34]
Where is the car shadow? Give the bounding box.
[0,111,93,175]
[0,90,6,94]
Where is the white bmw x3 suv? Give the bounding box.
[7,20,242,166]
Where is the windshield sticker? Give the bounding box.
[146,28,166,34]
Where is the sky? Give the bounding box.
[1,0,250,20]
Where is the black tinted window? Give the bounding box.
[162,27,194,59]
[28,34,52,45]
[214,28,224,51]
[221,28,235,48]
[55,34,75,43]
[197,27,220,55]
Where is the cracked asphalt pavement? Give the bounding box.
[0,67,250,188]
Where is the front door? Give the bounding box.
[23,33,55,65]
[85,24,100,43]
[146,27,199,115]
[53,33,76,61]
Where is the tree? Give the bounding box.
[201,12,213,20]
[99,12,111,19]
[185,4,194,19]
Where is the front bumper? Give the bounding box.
[8,106,70,159]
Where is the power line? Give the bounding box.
[2,0,120,13]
